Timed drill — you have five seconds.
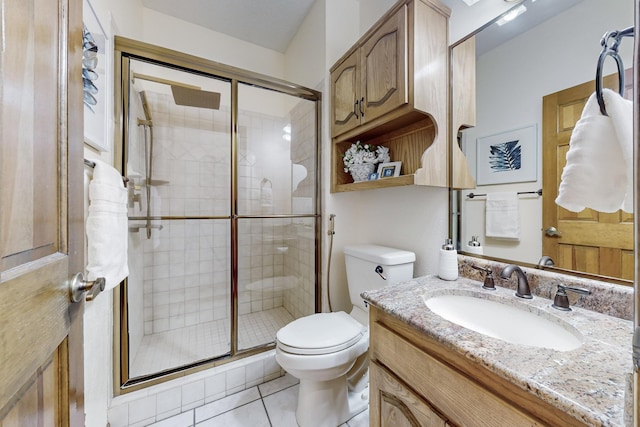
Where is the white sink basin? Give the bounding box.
[423,294,583,351]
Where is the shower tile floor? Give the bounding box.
[146,374,369,427]
[131,307,295,377]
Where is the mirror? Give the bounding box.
[451,0,634,283]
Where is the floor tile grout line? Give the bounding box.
[259,380,299,398]
[194,395,263,425]
[260,397,273,427]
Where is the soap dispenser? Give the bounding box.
[465,236,483,255]
[438,238,458,281]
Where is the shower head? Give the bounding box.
[171,86,221,110]
[139,91,153,124]
[132,73,221,110]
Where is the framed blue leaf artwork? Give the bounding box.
[476,124,537,185]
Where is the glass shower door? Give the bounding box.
[236,83,318,351]
[125,59,232,377]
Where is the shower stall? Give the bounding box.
[114,38,321,388]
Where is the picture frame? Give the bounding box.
[476,124,537,185]
[83,0,112,152]
[377,161,402,178]
[368,172,379,180]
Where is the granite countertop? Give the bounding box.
[362,275,634,427]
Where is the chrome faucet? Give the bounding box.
[499,264,532,299]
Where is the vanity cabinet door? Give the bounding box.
[359,4,408,125]
[331,50,360,137]
[371,361,448,427]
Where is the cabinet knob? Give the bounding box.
[354,99,359,119]
[360,97,364,116]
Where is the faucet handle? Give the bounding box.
[551,284,592,311]
[470,265,495,290]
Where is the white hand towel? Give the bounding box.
[555,89,632,213]
[86,159,129,291]
[603,88,633,212]
[485,192,520,240]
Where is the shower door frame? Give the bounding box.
[112,36,322,393]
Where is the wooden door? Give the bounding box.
[542,70,633,280]
[0,0,85,425]
[330,50,360,137]
[370,361,447,427]
[360,3,407,125]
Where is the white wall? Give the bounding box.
[285,0,326,88]
[141,9,286,79]
[83,1,146,425]
[460,0,633,264]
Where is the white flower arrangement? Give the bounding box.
[342,141,391,173]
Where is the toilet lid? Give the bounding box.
[277,311,364,355]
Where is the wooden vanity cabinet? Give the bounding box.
[369,306,588,427]
[330,0,451,192]
[371,361,448,427]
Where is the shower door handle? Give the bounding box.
[69,272,105,303]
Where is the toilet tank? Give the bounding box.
[343,244,415,314]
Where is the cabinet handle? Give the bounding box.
[354,99,359,119]
[359,97,364,117]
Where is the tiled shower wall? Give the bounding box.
[135,91,231,335]
[236,97,317,319]
[284,98,317,319]
[131,91,316,335]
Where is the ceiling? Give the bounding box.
[140,0,578,54]
[141,0,316,53]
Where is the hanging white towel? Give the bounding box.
[485,192,520,240]
[603,88,633,212]
[555,89,632,213]
[86,159,129,291]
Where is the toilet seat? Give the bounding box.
[277,311,364,356]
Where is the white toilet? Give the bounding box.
[275,244,415,427]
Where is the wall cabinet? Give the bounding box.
[331,6,407,137]
[369,306,588,427]
[330,0,451,192]
[450,36,477,189]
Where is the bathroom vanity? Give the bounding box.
[363,274,633,426]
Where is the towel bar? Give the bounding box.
[84,158,129,187]
[595,26,634,116]
[466,189,542,199]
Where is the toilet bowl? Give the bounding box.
[275,244,415,427]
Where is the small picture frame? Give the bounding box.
[377,161,402,178]
[368,172,379,180]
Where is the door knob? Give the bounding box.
[69,272,105,303]
[544,226,562,237]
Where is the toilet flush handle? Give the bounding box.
[375,265,387,280]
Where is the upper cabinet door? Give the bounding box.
[331,50,360,137]
[360,5,407,125]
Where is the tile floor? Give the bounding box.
[147,374,369,427]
